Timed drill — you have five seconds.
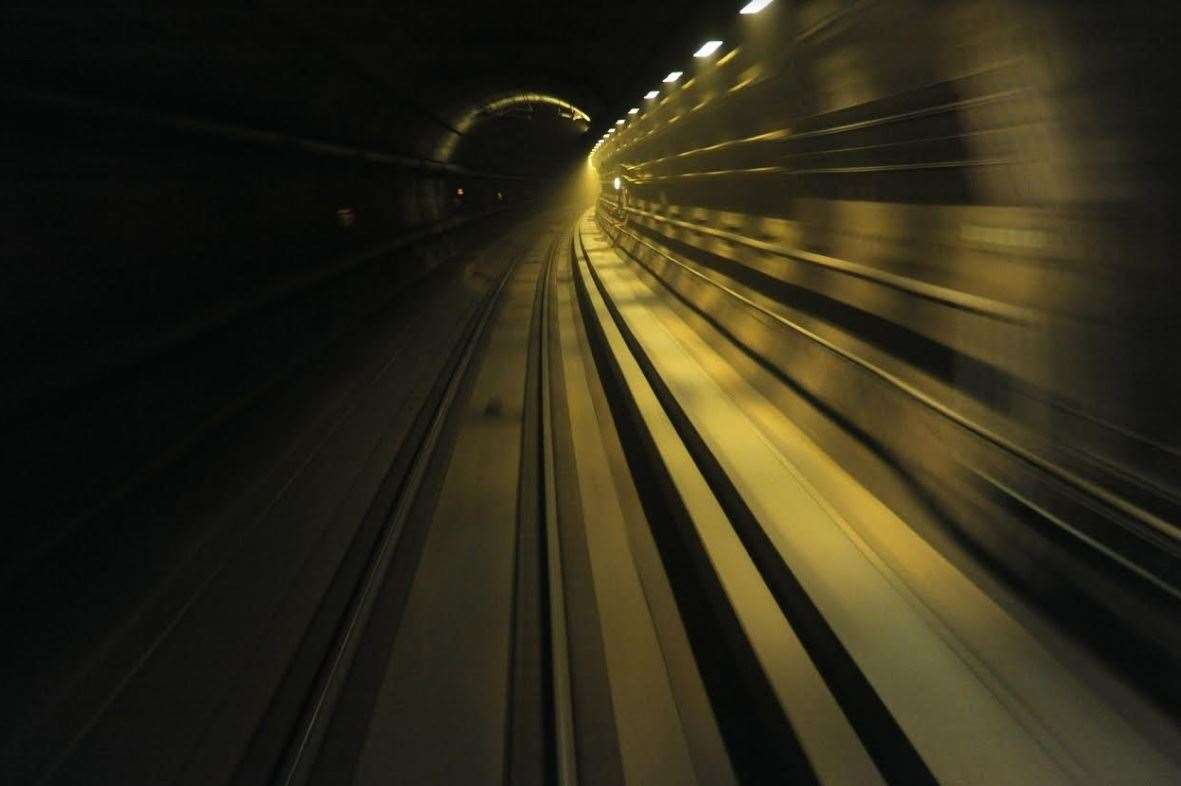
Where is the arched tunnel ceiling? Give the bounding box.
[1,4,730,176]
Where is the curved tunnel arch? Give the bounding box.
[433,90,593,163]
[473,93,591,125]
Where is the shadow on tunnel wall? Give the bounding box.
[592,0,1180,716]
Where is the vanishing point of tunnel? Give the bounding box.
[2,3,1180,785]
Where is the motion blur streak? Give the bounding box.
[596,3,1180,708]
[2,2,1179,786]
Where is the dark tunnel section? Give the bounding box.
[1,10,593,583]
[1,11,596,780]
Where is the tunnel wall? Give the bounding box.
[0,10,565,590]
[593,0,1180,708]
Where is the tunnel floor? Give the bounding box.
[6,207,1178,786]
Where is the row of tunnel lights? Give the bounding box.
[591,0,774,163]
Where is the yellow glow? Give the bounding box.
[717,47,739,67]
[613,177,622,190]
[694,40,724,58]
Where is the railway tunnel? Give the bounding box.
[2,3,1180,784]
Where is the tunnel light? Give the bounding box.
[613,177,621,190]
[644,90,659,99]
[739,0,773,14]
[628,107,639,115]
[694,40,723,58]
[616,119,625,125]
[663,71,683,83]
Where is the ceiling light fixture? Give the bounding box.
[740,0,773,14]
[694,40,723,57]
[663,71,683,83]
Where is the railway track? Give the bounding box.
[272,208,1180,785]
